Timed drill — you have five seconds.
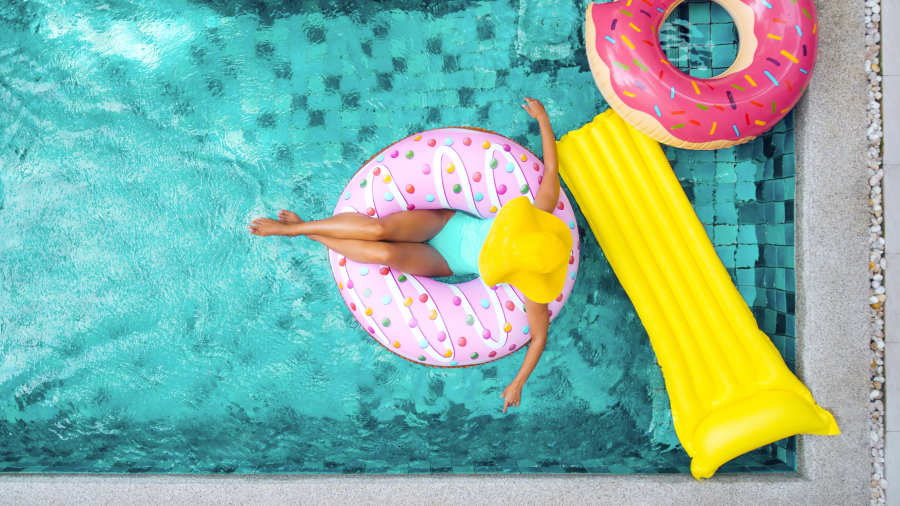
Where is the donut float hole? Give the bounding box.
[658,2,740,79]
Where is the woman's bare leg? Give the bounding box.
[309,235,453,277]
[256,210,453,276]
[248,209,455,243]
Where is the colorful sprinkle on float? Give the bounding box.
[330,128,581,367]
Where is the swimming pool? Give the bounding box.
[0,0,796,473]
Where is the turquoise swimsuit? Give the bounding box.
[427,212,494,276]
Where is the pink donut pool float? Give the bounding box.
[330,128,581,367]
[585,0,818,149]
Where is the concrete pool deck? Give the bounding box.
[0,0,872,502]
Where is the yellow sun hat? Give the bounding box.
[478,196,574,304]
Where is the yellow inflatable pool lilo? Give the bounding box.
[557,110,839,479]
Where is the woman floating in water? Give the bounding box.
[250,98,572,413]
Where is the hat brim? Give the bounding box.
[478,197,573,304]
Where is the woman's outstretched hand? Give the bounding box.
[500,380,523,413]
[522,97,549,122]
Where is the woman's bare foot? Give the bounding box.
[278,210,304,224]
[248,217,293,236]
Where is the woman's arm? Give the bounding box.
[521,97,560,214]
[500,298,550,413]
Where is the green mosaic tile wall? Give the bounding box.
[666,117,798,369]
[660,0,798,469]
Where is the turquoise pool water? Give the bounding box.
[0,0,797,473]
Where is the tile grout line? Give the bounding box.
[866,0,887,500]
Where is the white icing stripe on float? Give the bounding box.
[363,170,379,217]
[499,148,536,202]
[448,285,503,351]
[340,206,359,214]
[404,274,456,361]
[486,144,536,204]
[336,260,391,347]
[501,283,527,313]
[482,148,503,211]
[431,149,450,210]
[432,146,482,218]
[372,164,410,210]
[383,270,452,363]
[481,281,509,348]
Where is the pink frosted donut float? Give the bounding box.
[330,128,581,367]
[585,0,818,149]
